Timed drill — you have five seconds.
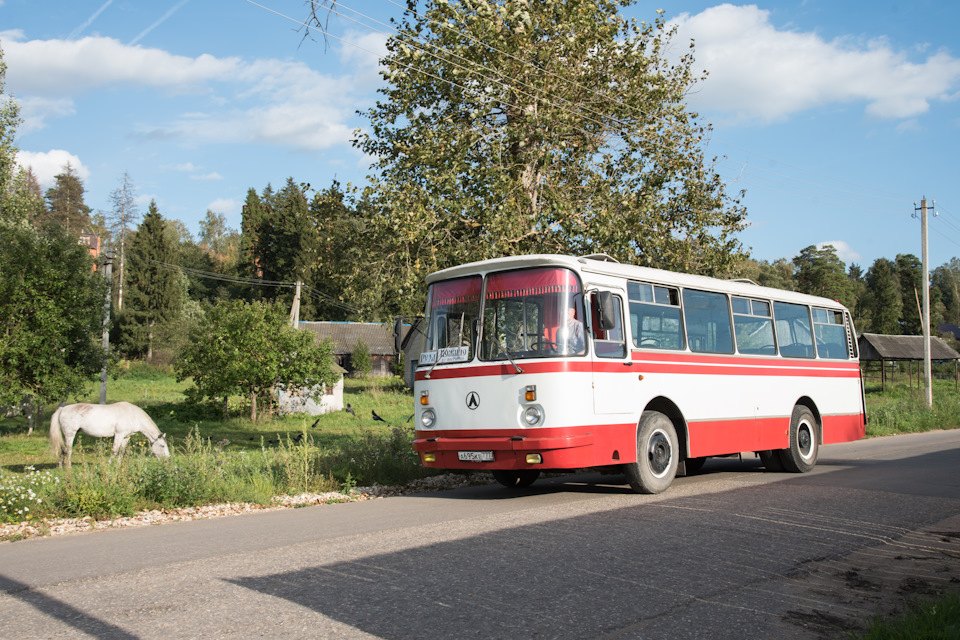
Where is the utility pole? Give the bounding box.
[289,280,301,327]
[99,251,114,404]
[915,198,934,409]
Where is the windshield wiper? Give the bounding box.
[495,340,524,374]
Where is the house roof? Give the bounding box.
[857,333,960,361]
[298,321,403,356]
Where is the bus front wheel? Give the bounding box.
[492,469,541,489]
[779,405,819,473]
[624,410,679,494]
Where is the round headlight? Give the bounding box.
[420,408,436,428]
[523,406,543,426]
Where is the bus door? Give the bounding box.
[589,290,633,415]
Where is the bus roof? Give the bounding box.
[425,254,850,311]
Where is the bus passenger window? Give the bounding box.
[733,296,776,355]
[628,282,683,350]
[682,289,733,354]
[774,302,815,358]
[813,307,849,359]
[591,293,626,358]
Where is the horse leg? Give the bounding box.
[111,435,127,464]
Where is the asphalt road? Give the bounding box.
[1,430,959,640]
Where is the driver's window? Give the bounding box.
[591,293,626,358]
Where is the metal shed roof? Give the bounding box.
[298,321,401,356]
[857,333,960,361]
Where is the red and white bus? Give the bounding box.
[407,254,865,493]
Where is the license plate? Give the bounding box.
[458,451,494,462]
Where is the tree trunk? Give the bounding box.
[250,387,258,422]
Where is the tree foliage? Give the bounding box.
[793,244,853,309]
[307,0,747,318]
[0,224,107,406]
[122,201,182,361]
[39,164,92,233]
[175,300,336,421]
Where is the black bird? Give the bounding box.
[310,418,320,429]
[372,410,385,422]
[293,433,304,444]
[406,414,414,423]
[268,438,280,445]
[344,404,355,416]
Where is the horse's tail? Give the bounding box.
[49,406,66,462]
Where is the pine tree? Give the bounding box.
[40,163,92,233]
[123,201,182,361]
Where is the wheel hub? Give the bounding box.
[648,431,671,475]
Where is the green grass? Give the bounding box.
[852,592,960,639]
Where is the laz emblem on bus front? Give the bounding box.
[465,392,480,410]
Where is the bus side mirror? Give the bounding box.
[596,291,617,331]
[393,317,404,352]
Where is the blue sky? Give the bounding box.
[2,0,959,271]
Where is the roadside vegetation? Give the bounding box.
[851,592,960,639]
[0,366,433,529]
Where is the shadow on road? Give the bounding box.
[0,574,138,639]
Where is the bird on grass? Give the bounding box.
[344,404,355,416]
[372,410,386,422]
[310,418,320,429]
[293,433,304,444]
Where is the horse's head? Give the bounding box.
[152,433,171,460]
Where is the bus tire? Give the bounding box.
[758,450,785,472]
[624,410,678,494]
[492,469,540,489]
[779,405,819,473]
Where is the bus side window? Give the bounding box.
[682,289,733,354]
[774,301,815,358]
[591,292,626,358]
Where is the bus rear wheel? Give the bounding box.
[492,470,541,489]
[624,410,678,494]
[780,405,819,473]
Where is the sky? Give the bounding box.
[2,0,959,271]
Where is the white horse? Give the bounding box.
[50,402,170,470]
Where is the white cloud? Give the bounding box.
[817,240,861,264]
[670,4,960,122]
[2,34,241,96]
[1,33,362,151]
[206,198,240,218]
[15,149,89,189]
[190,172,223,181]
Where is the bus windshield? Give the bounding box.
[481,267,585,360]
[421,275,482,365]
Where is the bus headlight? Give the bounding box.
[523,406,543,426]
[421,408,436,428]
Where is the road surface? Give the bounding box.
[1,430,959,639]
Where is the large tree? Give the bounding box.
[175,300,336,421]
[308,0,747,318]
[39,163,93,233]
[122,201,182,361]
[793,244,853,309]
[863,258,902,334]
[0,224,107,406]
